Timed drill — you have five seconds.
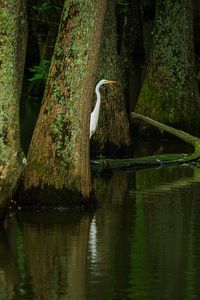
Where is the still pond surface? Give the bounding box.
[1,163,200,299]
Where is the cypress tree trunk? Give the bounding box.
[0,0,27,217]
[135,0,200,134]
[194,0,200,80]
[24,0,108,199]
[91,0,131,154]
[120,0,145,112]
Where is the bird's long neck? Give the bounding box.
[93,85,101,115]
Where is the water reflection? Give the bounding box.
[89,216,97,263]
[1,165,200,299]
[129,166,200,300]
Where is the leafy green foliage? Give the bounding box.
[29,59,50,81]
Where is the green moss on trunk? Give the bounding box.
[135,0,200,133]
[24,0,108,198]
[0,0,27,218]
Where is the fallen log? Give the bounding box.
[91,153,196,172]
[131,112,200,147]
[91,113,200,172]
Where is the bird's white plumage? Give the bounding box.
[90,79,116,139]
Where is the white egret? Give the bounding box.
[90,79,117,139]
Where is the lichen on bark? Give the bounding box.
[135,0,200,133]
[0,0,27,164]
[24,0,108,198]
[0,0,27,217]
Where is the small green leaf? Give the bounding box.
[28,59,50,81]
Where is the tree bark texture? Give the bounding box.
[194,0,200,72]
[92,0,131,153]
[0,0,27,214]
[135,0,200,134]
[24,0,108,198]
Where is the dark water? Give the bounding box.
[1,165,200,300]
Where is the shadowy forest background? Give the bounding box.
[1,0,200,220]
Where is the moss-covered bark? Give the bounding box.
[0,0,27,218]
[24,0,108,198]
[91,0,131,154]
[135,0,200,134]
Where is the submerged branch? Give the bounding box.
[91,113,200,173]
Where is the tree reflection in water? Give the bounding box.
[1,166,200,299]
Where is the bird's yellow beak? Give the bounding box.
[106,80,117,84]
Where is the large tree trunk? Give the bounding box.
[120,0,145,113]
[91,0,131,154]
[0,0,27,220]
[24,0,108,199]
[194,0,200,90]
[135,0,200,134]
